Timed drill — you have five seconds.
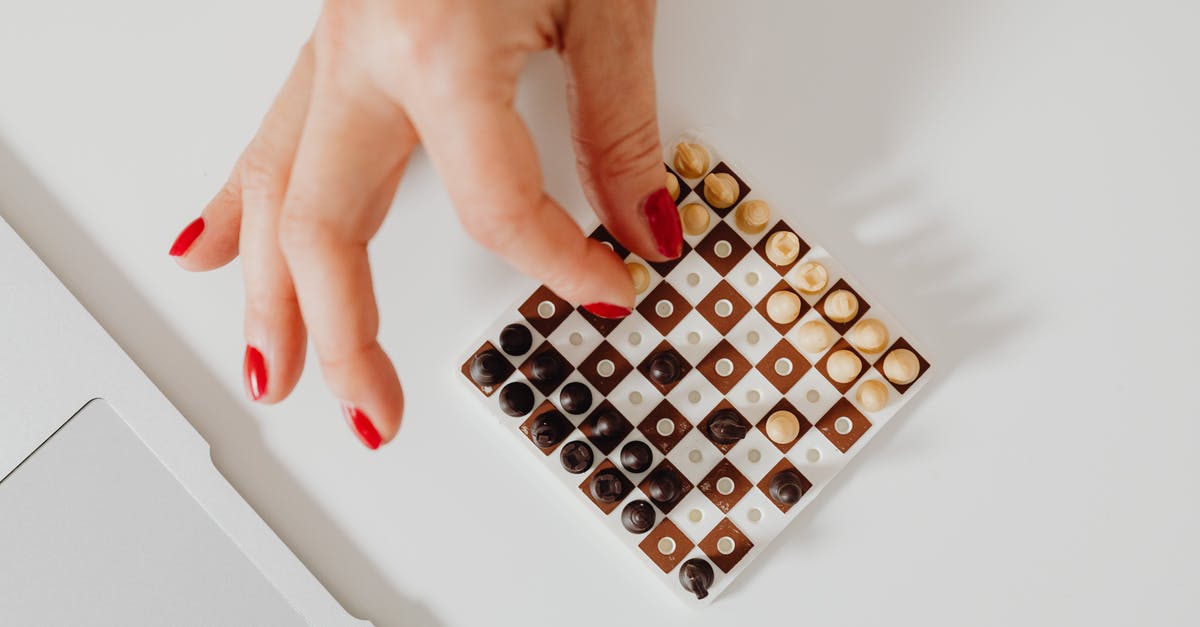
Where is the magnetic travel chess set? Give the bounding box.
[459,134,932,605]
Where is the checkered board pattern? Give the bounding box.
[458,135,932,605]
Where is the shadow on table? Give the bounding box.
[0,140,444,627]
[694,0,1031,601]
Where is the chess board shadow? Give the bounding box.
[664,1,1031,603]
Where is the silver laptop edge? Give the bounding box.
[0,215,368,626]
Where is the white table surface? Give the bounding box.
[2,1,1198,625]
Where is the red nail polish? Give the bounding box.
[342,404,382,450]
[243,345,267,401]
[169,217,205,257]
[583,303,632,319]
[641,188,682,258]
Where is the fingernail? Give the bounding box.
[169,217,205,257]
[641,188,682,258]
[243,345,267,401]
[342,403,382,450]
[583,303,632,319]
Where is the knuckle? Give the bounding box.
[460,188,546,254]
[461,208,520,253]
[387,16,443,69]
[575,116,661,181]
[246,289,300,318]
[238,149,282,191]
[541,238,592,302]
[318,338,376,378]
[546,268,585,303]
[379,4,491,90]
[213,175,242,207]
[276,209,327,258]
[390,1,483,63]
[312,2,353,56]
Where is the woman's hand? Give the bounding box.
[167,0,682,449]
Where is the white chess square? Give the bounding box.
[664,310,723,366]
[726,429,785,484]
[607,370,662,426]
[725,310,783,364]
[667,253,724,306]
[665,428,723,485]
[725,252,777,305]
[606,314,663,366]
[545,311,606,366]
[665,369,723,423]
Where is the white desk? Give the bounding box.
[2,2,1198,625]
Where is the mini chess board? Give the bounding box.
[459,134,932,605]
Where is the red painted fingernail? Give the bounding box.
[342,404,382,450]
[243,345,267,401]
[641,188,682,258]
[583,303,632,319]
[169,217,205,257]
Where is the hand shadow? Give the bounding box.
[0,139,445,627]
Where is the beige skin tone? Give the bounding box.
[174,0,670,446]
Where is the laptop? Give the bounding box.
[0,214,365,625]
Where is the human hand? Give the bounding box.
[167,0,682,449]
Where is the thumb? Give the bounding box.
[561,0,681,263]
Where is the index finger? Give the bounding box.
[408,97,636,317]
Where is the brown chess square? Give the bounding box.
[637,399,692,455]
[518,286,573,337]
[695,281,752,336]
[518,343,573,396]
[638,518,695,573]
[755,398,811,454]
[461,341,512,397]
[813,278,871,335]
[815,397,872,453]
[518,400,574,456]
[812,338,868,394]
[754,279,810,335]
[577,341,633,396]
[665,164,692,204]
[636,341,693,395]
[751,221,810,275]
[636,281,692,336]
[698,518,754,573]
[576,304,622,336]
[756,458,812,513]
[694,221,751,276]
[693,162,751,217]
[874,337,931,394]
[587,224,630,260]
[578,459,633,515]
[578,400,633,455]
[697,458,753,514]
[639,459,694,515]
[755,339,810,394]
[695,400,753,455]
[695,340,752,395]
[647,241,693,278]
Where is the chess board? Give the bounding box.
[458,134,932,605]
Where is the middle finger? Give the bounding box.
[240,42,316,403]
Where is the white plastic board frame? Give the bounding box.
[458,134,932,605]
